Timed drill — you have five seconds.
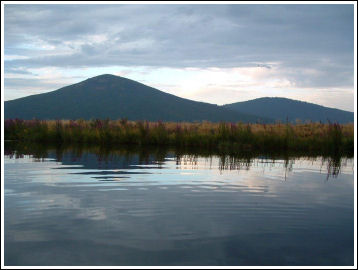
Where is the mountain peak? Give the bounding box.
[82,74,142,86]
[223,97,353,123]
[85,74,121,81]
[4,75,265,122]
[94,74,118,78]
[80,74,129,88]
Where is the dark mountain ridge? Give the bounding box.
[223,97,354,124]
[5,74,354,123]
[4,74,267,122]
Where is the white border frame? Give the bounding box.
[1,1,357,269]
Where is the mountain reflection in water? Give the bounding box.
[5,143,351,180]
[4,142,354,266]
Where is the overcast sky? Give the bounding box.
[3,4,355,111]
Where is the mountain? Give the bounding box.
[4,74,267,122]
[223,97,354,123]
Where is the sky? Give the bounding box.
[3,3,355,111]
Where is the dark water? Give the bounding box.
[4,145,355,266]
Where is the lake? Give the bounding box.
[3,145,355,266]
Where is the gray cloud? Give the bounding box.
[4,4,354,95]
[4,76,85,101]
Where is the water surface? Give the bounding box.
[4,146,354,266]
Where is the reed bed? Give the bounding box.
[4,119,354,155]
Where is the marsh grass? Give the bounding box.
[4,119,354,155]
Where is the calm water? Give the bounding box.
[4,146,355,266]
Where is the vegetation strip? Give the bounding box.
[5,119,354,156]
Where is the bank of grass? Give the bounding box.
[4,119,354,156]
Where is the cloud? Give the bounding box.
[3,4,355,110]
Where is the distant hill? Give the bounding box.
[4,74,267,122]
[223,97,354,123]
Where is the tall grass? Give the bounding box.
[4,118,354,155]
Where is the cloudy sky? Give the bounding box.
[3,4,355,111]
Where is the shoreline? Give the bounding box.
[4,119,354,157]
